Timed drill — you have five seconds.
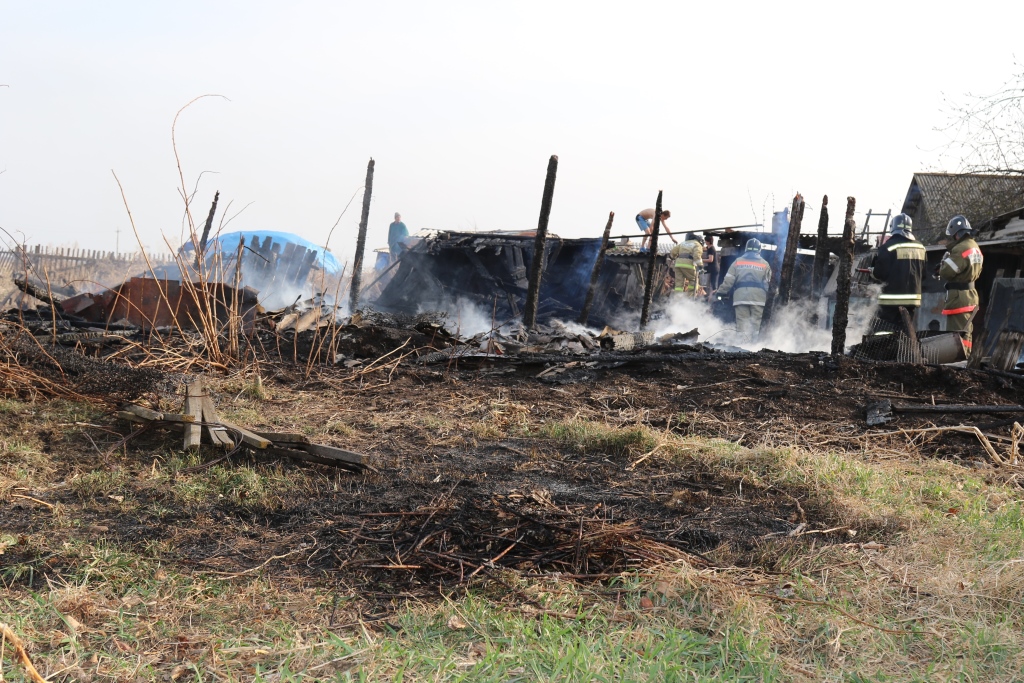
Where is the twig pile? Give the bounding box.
[327,489,708,585]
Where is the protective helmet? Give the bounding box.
[745,238,762,252]
[685,232,698,241]
[945,215,972,238]
[889,213,913,236]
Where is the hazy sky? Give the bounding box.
[0,1,1020,263]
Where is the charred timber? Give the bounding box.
[762,193,804,330]
[810,195,829,298]
[196,191,220,265]
[831,196,857,356]
[349,159,375,312]
[640,192,663,329]
[776,192,805,307]
[578,211,614,325]
[523,155,559,329]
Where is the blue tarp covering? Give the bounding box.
[183,230,342,274]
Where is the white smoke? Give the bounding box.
[647,291,880,354]
[548,319,602,337]
[422,297,496,337]
[757,298,877,353]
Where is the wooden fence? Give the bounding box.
[0,245,176,290]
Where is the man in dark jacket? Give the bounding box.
[703,234,719,291]
[939,215,984,352]
[870,213,926,331]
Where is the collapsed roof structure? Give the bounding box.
[373,231,674,329]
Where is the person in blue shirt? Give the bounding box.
[388,213,409,263]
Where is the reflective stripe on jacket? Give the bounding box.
[717,253,771,306]
[871,234,925,308]
[670,240,703,269]
[939,236,983,315]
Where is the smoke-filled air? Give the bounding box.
[649,292,880,354]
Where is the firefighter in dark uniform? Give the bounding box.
[870,213,926,331]
[938,215,984,353]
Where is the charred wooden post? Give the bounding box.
[830,196,857,356]
[578,211,614,325]
[349,158,375,313]
[196,191,220,261]
[810,195,830,297]
[778,193,804,305]
[522,154,558,329]
[640,191,663,329]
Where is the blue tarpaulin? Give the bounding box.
[183,231,342,274]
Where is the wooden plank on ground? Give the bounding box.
[123,404,163,421]
[266,446,363,471]
[200,394,234,449]
[159,411,197,424]
[294,442,365,466]
[255,431,311,445]
[115,410,150,424]
[184,381,203,452]
[218,419,272,449]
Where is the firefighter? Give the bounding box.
[870,213,926,331]
[938,215,984,352]
[669,232,704,294]
[715,238,772,342]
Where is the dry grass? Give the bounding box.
[4,367,1024,680]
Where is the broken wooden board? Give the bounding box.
[253,431,311,445]
[115,410,150,424]
[122,404,196,423]
[267,446,364,471]
[293,442,365,466]
[184,381,203,452]
[218,419,272,449]
[115,399,366,471]
[200,394,234,449]
[990,331,1024,373]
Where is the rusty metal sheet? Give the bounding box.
[61,277,259,332]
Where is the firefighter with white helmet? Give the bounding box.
[938,215,984,353]
[715,238,772,342]
[870,213,926,330]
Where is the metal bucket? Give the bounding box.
[919,333,966,364]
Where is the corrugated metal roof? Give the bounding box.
[902,173,1024,244]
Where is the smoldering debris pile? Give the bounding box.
[374,231,674,328]
[4,267,703,364]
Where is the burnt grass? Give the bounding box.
[5,346,1024,599]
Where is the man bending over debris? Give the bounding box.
[869,213,926,332]
[939,215,984,354]
[714,238,771,343]
[637,208,677,249]
[388,213,409,263]
[669,232,704,294]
